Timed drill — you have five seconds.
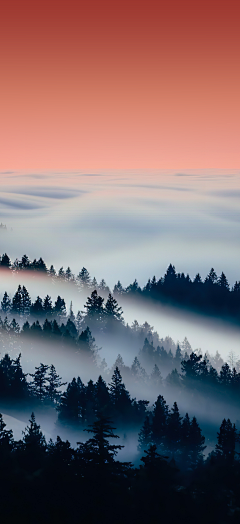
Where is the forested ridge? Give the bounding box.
[0,407,240,523]
[0,252,240,323]
[1,253,240,522]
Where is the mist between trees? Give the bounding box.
[0,252,240,325]
[0,254,240,521]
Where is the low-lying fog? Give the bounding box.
[0,170,240,459]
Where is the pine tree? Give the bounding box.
[42,318,52,335]
[188,416,206,467]
[11,354,29,399]
[77,327,98,361]
[44,295,54,316]
[113,280,124,295]
[0,413,14,468]
[81,415,123,467]
[9,318,20,333]
[58,267,65,278]
[150,364,162,388]
[21,286,31,315]
[166,402,182,455]
[109,367,132,419]
[75,310,83,332]
[205,268,218,285]
[215,418,237,462]
[104,293,123,323]
[138,415,152,452]
[49,264,56,277]
[57,377,84,423]
[91,277,98,289]
[21,413,46,471]
[11,285,22,315]
[84,290,105,324]
[1,292,11,313]
[151,395,169,449]
[30,363,49,401]
[218,272,230,291]
[30,296,44,316]
[1,253,11,268]
[95,375,111,416]
[65,266,73,281]
[69,300,75,320]
[131,357,147,383]
[54,296,66,316]
[77,267,91,288]
[46,364,67,403]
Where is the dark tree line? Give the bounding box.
[1,252,240,322]
[1,411,240,523]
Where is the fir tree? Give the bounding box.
[138,415,152,452]
[151,395,169,449]
[1,292,11,313]
[104,293,123,323]
[46,364,67,403]
[11,285,22,315]
[30,363,49,401]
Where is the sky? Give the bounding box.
[0,0,240,171]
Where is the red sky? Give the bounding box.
[0,0,239,171]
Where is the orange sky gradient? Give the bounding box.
[0,0,239,171]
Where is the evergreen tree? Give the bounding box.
[30,320,42,334]
[65,266,73,281]
[9,318,20,333]
[215,418,237,462]
[58,266,65,278]
[188,416,206,467]
[30,363,49,401]
[78,327,98,361]
[84,290,105,324]
[58,377,84,424]
[65,318,78,338]
[0,413,14,469]
[104,293,123,323]
[11,285,22,315]
[109,367,132,419]
[113,280,124,295]
[52,319,62,336]
[91,277,98,289]
[166,402,182,455]
[20,254,30,269]
[21,412,46,471]
[30,296,44,316]
[54,296,66,316]
[95,375,112,416]
[75,310,83,332]
[46,364,66,403]
[150,364,163,388]
[42,318,52,335]
[151,395,169,450]
[81,415,123,467]
[205,267,218,285]
[138,415,152,452]
[1,253,11,268]
[42,295,53,315]
[49,264,56,277]
[77,267,91,288]
[1,292,11,313]
[218,272,230,291]
[21,286,31,315]
[11,354,29,399]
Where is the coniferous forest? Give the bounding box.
[0,252,239,522]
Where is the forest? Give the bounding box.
[0,252,240,324]
[0,253,240,522]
